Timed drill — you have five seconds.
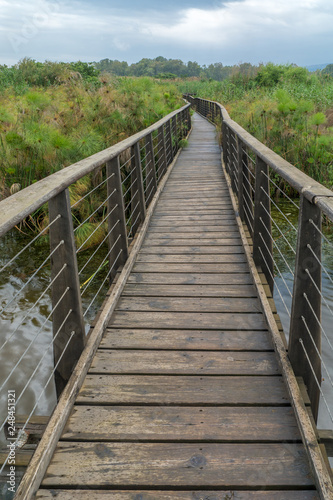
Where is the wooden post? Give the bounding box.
[222,121,228,173]
[237,138,246,221]
[172,116,177,156]
[166,119,173,164]
[145,133,157,201]
[49,189,86,399]
[185,107,191,135]
[289,196,322,421]
[230,132,238,195]
[131,142,146,235]
[157,125,167,178]
[106,156,128,280]
[252,156,274,292]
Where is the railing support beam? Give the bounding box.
[289,195,322,421]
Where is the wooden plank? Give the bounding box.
[127,273,253,285]
[142,239,242,246]
[151,214,235,220]
[62,406,300,442]
[109,311,267,330]
[36,490,320,500]
[149,220,237,226]
[116,296,262,313]
[77,375,289,405]
[41,442,314,488]
[101,328,273,351]
[135,254,247,263]
[146,231,240,238]
[148,225,239,231]
[122,283,256,297]
[139,246,245,254]
[132,263,249,273]
[89,350,280,375]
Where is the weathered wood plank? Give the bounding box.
[109,311,267,330]
[132,263,248,273]
[62,406,300,442]
[101,328,273,351]
[142,239,242,246]
[135,254,247,263]
[127,273,253,285]
[41,442,314,488]
[116,296,262,313]
[148,225,239,232]
[139,245,245,254]
[122,283,256,297]
[77,375,289,405]
[36,491,320,500]
[89,350,280,375]
[146,231,240,238]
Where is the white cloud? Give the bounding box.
[139,0,333,47]
[1,0,332,65]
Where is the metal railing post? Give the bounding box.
[49,189,86,399]
[252,156,274,292]
[289,195,322,421]
[106,156,129,279]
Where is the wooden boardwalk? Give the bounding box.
[36,114,319,499]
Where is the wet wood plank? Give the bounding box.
[89,350,280,375]
[62,406,300,442]
[109,311,267,330]
[101,328,273,351]
[41,442,314,488]
[36,491,320,500]
[77,375,289,405]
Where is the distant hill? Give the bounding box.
[305,63,331,72]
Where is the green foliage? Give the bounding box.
[179,65,333,190]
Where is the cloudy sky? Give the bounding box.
[1,0,332,67]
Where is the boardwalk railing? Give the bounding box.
[0,104,191,477]
[187,94,333,431]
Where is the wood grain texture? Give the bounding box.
[116,296,262,313]
[62,406,300,441]
[89,350,280,375]
[127,273,253,285]
[122,283,256,297]
[108,311,267,330]
[41,442,314,488]
[77,375,289,405]
[36,491,320,500]
[132,263,249,273]
[139,245,245,254]
[101,328,273,351]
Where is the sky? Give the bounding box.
[0,0,332,67]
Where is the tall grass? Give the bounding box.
[178,67,333,190]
